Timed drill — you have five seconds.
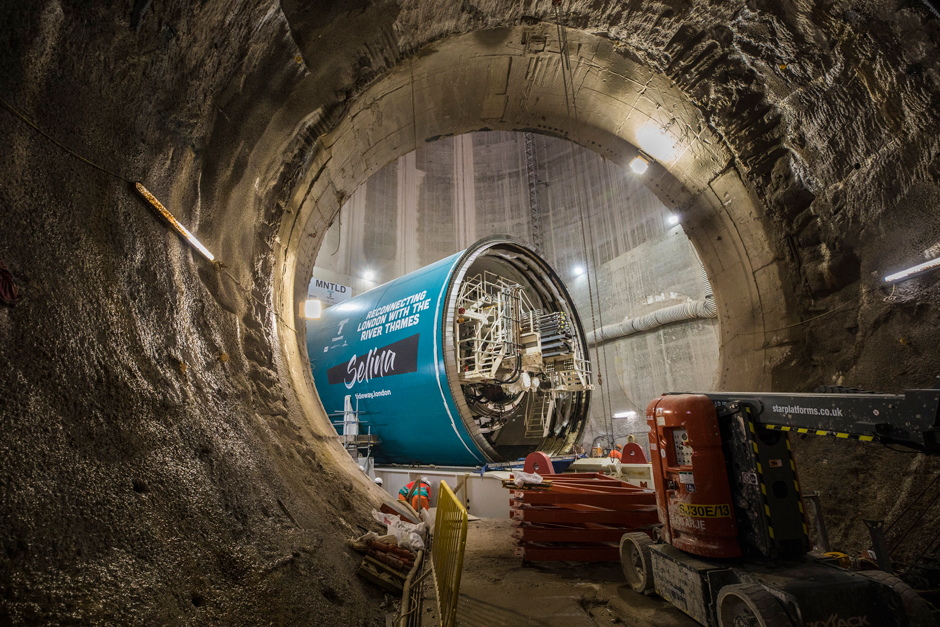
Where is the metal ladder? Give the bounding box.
[525,392,554,439]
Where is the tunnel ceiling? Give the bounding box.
[258,2,940,416]
[1,0,939,624]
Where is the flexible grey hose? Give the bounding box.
[587,266,716,346]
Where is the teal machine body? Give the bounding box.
[306,237,593,466]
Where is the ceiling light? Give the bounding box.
[363,270,375,281]
[668,215,680,225]
[573,265,585,276]
[885,257,940,283]
[629,156,649,174]
[302,299,322,319]
[636,125,677,161]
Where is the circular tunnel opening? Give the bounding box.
[279,23,791,463]
[302,131,721,463]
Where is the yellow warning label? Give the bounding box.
[678,503,732,518]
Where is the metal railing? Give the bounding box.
[432,480,469,627]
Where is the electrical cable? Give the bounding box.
[494,351,523,384]
[553,4,616,447]
[219,266,298,334]
[903,522,940,576]
[0,95,133,184]
[889,484,940,557]
[331,204,342,256]
[885,472,940,536]
[735,294,864,336]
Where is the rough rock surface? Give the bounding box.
[1,0,939,623]
[0,1,383,625]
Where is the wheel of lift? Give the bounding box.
[619,532,654,594]
[857,570,937,627]
[717,583,792,627]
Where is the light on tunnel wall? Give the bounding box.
[884,256,940,283]
[613,411,637,419]
[636,125,677,162]
[572,265,585,276]
[668,215,680,225]
[363,270,375,281]
[629,156,649,174]
[302,299,322,319]
[134,183,215,262]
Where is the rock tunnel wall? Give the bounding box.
[0,0,939,623]
[0,1,384,625]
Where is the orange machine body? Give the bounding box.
[647,394,741,558]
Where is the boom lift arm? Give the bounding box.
[678,386,940,454]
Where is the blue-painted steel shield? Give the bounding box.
[306,251,486,466]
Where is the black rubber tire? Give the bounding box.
[619,532,654,594]
[858,570,937,627]
[717,583,793,627]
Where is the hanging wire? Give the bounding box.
[0,93,298,333]
[888,474,940,557]
[888,475,940,525]
[0,95,133,183]
[552,4,617,447]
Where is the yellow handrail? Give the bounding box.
[432,480,469,627]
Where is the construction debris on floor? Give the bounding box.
[348,506,429,594]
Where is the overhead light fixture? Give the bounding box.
[135,183,215,261]
[885,256,940,283]
[573,265,585,276]
[363,270,375,281]
[613,411,637,419]
[668,215,680,225]
[630,156,649,174]
[636,124,677,161]
[302,299,322,319]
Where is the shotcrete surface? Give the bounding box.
[0,0,939,623]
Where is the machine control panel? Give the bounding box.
[672,428,692,466]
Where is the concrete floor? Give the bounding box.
[433,519,698,627]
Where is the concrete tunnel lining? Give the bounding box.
[274,25,797,453]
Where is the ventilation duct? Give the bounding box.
[587,266,716,346]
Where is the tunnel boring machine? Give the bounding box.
[306,236,593,466]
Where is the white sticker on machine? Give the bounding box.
[742,472,759,486]
[679,471,694,485]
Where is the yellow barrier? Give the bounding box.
[432,480,469,627]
